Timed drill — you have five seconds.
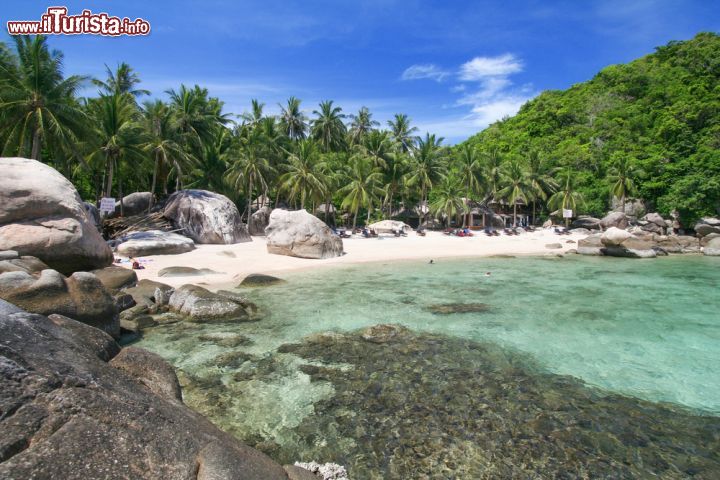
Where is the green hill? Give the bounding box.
[461,32,720,224]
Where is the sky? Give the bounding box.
[3,1,719,143]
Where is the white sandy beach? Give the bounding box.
[128,229,585,289]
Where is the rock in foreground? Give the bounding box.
[0,157,113,274]
[0,268,119,337]
[0,307,289,480]
[168,284,254,321]
[164,189,250,244]
[266,209,343,259]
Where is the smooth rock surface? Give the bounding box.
[367,220,412,233]
[164,189,250,244]
[703,237,720,256]
[115,230,196,257]
[123,279,174,308]
[169,284,250,321]
[600,227,633,247]
[571,216,601,230]
[158,266,221,277]
[266,209,343,259]
[0,308,289,480]
[600,211,628,230]
[0,157,113,274]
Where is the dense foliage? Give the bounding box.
[1,33,718,227]
[461,32,720,224]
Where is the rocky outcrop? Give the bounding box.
[168,284,254,321]
[0,306,289,480]
[639,212,667,234]
[115,230,195,257]
[123,279,175,308]
[0,157,113,274]
[266,209,343,259]
[0,252,49,274]
[113,191,153,217]
[0,269,119,337]
[239,273,286,287]
[570,216,601,230]
[703,236,720,256]
[694,218,720,237]
[249,206,273,236]
[600,211,628,230]
[164,189,250,244]
[598,227,656,258]
[611,198,646,218]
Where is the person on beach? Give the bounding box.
[130,257,145,270]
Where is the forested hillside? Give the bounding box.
[461,32,720,224]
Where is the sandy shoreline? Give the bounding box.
[125,229,585,290]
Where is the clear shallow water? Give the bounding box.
[137,255,720,477]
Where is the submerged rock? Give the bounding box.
[545,243,563,249]
[272,327,720,479]
[0,157,113,274]
[426,303,491,314]
[239,273,286,287]
[360,324,408,343]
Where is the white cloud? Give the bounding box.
[400,64,450,82]
[450,84,466,93]
[458,53,523,81]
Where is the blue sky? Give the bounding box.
[3,1,719,143]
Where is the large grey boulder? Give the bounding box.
[611,198,646,218]
[570,216,601,230]
[265,209,344,259]
[115,230,195,257]
[694,218,720,237]
[0,254,49,274]
[703,236,720,256]
[123,279,175,308]
[113,191,153,217]
[599,227,656,258]
[0,157,113,274]
[0,307,289,480]
[0,269,119,337]
[164,189,250,244]
[168,284,252,321]
[600,211,628,230]
[249,205,273,236]
[654,235,699,253]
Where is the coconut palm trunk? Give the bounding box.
[246,177,254,223]
[31,129,41,161]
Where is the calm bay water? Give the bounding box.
[137,255,720,478]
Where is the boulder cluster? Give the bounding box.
[574,210,720,258]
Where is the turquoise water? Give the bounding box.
[137,255,720,477]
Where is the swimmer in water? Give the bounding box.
[429,259,434,264]
[485,272,491,276]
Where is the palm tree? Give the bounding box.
[311,100,346,152]
[166,84,230,154]
[526,150,558,226]
[498,159,532,227]
[93,62,149,98]
[405,133,447,226]
[240,99,265,128]
[278,139,325,209]
[340,155,384,229]
[387,113,418,152]
[361,130,392,170]
[348,106,379,144]
[548,169,585,228]
[454,144,485,227]
[430,178,468,228]
[225,124,275,221]
[87,92,145,214]
[607,152,639,213]
[0,35,88,161]
[278,96,307,140]
[382,151,408,219]
[142,99,192,197]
